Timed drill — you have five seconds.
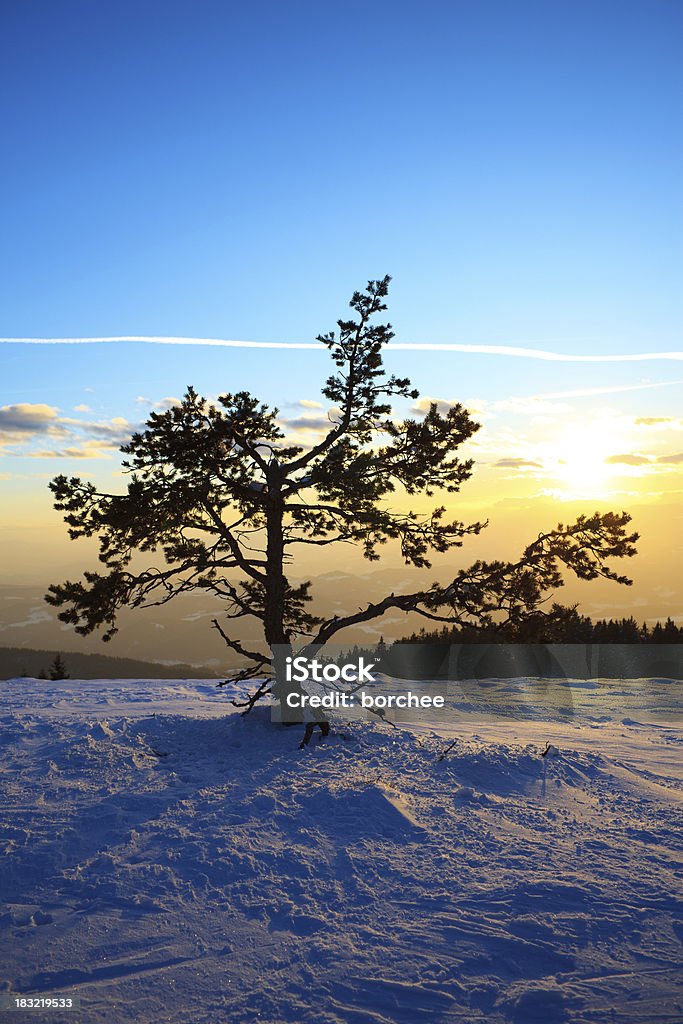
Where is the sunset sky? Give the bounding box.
[1,0,681,638]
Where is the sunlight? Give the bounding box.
[544,422,621,499]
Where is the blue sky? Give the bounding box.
[1,0,681,525]
[2,0,681,346]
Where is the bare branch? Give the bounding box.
[211,618,271,665]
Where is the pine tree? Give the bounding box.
[45,277,638,717]
[48,653,69,681]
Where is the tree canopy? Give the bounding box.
[46,277,639,712]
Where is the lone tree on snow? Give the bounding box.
[46,277,638,716]
[48,653,69,681]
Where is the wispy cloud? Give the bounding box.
[529,380,683,399]
[413,379,682,423]
[605,451,683,467]
[279,415,333,431]
[635,416,683,430]
[27,441,116,460]
[275,406,343,449]
[1,336,682,363]
[135,395,183,411]
[494,457,543,469]
[605,454,651,466]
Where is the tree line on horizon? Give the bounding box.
[332,609,682,683]
[399,604,682,645]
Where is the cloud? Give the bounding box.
[492,397,572,417]
[635,416,683,429]
[0,401,134,459]
[415,381,683,424]
[602,451,683,468]
[0,403,60,432]
[413,393,569,421]
[2,335,682,363]
[136,396,182,411]
[298,399,324,410]
[73,403,92,413]
[411,396,492,422]
[535,380,683,400]
[74,416,131,437]
[0,605,52,630]
[492,381,683,416]
[280,416,333,431]
[26,440,116,460]
[605,454,651,466]
[50,415,134,447]
[411,397,459,416]
[0,403,70,454]
[274,408,344,450]
[494,457,543,469]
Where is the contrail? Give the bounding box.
[0,336,321,350]
[388,343,683,363]
[530,379,683,400]
[0,335,682,362]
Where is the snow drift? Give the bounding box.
[0,677,681,1023]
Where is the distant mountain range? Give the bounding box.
[0,647,220,681]
[0,571,416,668]
[1,531,680,671]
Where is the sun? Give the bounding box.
[544,422,621,500]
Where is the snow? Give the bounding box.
[1,676,681,1023]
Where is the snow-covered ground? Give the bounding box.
[1,676,681,1023]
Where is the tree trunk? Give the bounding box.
[264,470,287,648]
[264,462,296,719]
[264,463,325,741]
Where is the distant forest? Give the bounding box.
[337,607,683,681]
[400,605,683,645]
[0,647,219,681]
